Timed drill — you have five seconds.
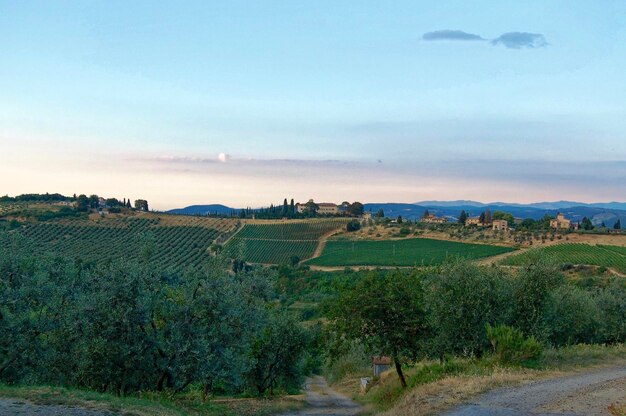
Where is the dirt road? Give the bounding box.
[0,398,116,415]
[444,364,626,416]
[281,376,363,416]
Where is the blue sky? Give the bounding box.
[1,1,626,209]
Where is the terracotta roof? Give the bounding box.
[372,356,391,365]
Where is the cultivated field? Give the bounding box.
[307,237,515,267]
[2,215,239,270]
[501,243,626,272]
[223,219,347,264]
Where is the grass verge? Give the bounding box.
[332,343,626,416]
[0,384,305,416]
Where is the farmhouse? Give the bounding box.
[465,217,482,226]
[317,203,339,215]
[296,200,338,215]
[421,214,447,224]
[492,219,509,231]
[550,213,572,229]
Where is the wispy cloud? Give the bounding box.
[491,32,548,49]
[130,154,352,170]
[423,29,548,49]
[422,30,485,41]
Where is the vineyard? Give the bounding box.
[2,215,240,270]
[501,243,626,272]
[223,219,347,264]
[307,237,515,267]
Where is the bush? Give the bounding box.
[542,286,601,346]
[592,281,626,344]
[486,324,542,365]
[346,219,361,232]
[423,261,515,359]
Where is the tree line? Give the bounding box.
[326,259,626,387]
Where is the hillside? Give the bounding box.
[223,219,348,264]
[166,204,236,216]
[1,211,240,269]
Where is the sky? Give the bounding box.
[1,1,626,210]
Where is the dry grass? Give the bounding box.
[609,402,626,416]
[335,344,626,416]
[379,367,559,416]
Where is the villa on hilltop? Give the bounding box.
[550,213,574,229]
[296,200,339,215]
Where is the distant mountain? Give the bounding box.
[364,203,428,219]
[167,204,237,215]
[415,200,487,207]
[168,201,626,228]
[366,202,626,227]
[417,200,626,211]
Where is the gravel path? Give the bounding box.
[444,364,626,416]
[281,376,363,416]
[0,398,117,415]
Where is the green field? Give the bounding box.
[2,216,239,270]
[223,220,347,264]
[307,238,515,267]
[501,243,626,272]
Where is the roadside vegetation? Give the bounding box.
[322,260,625,414]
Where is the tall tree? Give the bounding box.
[289,199,295,215]
[348,202,364,217]
[375,208,385,218]
[458,210,468,225]
[614,219,622,230]
[282,198,288,216]
[76,194,89,212]
[581,217,594,230]
[134,199,149,211]
[485,208,492,224]
[246,312,308,395]
[326,269,424,388]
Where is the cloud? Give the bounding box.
[422,30,548,49]
[491,32,548,49]
[218,153,230,163]
[422,30,485,41]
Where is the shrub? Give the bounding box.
[542,285,602,346]
[423,261,515,359]
[485,324,542,365]
[346,219,361,232]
